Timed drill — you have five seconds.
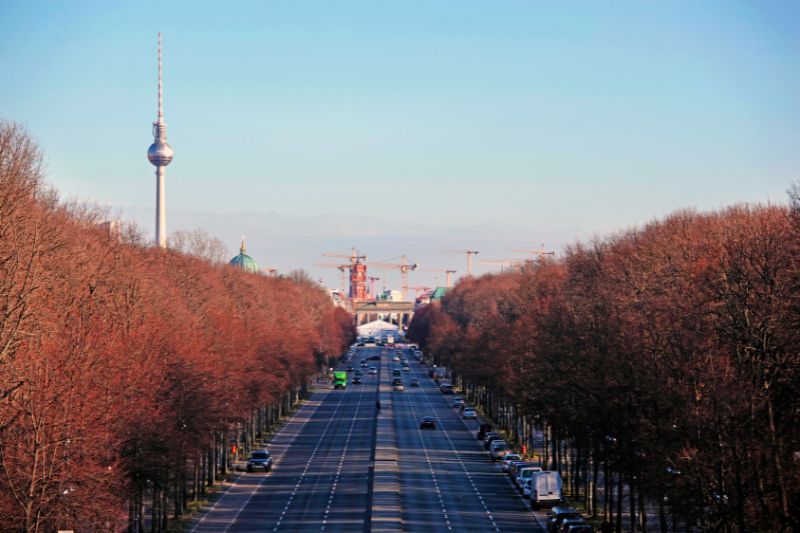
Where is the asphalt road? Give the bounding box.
[391,353,543,533]
[191,345,544,532]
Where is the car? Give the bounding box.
[410,378,420,387]
[452,397,465,407]
[563,525,593,533]
[346,366,354,372]
[546,507,581,533]
[515,465,543,488]
[501,454,522,472]
[507,461,532,478]
[392,356,400,362]
[489,441,509,461]
[368,367,378,375]
[402,365,410,372]
[352,377,362,384]
[477,424,493,440]
[420,416,436,429]
[462,408,477,419]
[439,383,454,394]
[360,361,369,367]
[354,370,363,377]
[392,377,402,386]
[246,450,272,472]
[393,382,405,391]
[559,518,587,533]
[392,369,401,377]
[483,433,500,449]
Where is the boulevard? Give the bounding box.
[191,346,544,532]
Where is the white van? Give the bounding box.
[529,471,562,509]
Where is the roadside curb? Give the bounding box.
[370,357,402,532]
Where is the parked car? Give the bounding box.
[559,518,587,533]
[564,525,593,533]
[501,453,522,472]
[547,508,582,533]
[483,433,501,449]
[393,382,405,391]
[368,367,378,375]
[246,450,272,472]
[515,465,543,488]
[392,369,401,377]
[452,397,465,407]
[489,441,509,461]
[477,424,493,440]
[420,416,436,429]
[462,408,477,419]
[402,365,410,372]
[507,461,532,478]
[439,383,454,394]
[410,378,420,387]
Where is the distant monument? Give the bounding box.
[146,33,174,248]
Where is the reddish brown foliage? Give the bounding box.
[0,121,353,532]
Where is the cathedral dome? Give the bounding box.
[230,238,259,273]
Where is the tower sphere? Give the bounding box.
[148,140,174,167]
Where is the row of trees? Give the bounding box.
[409,203,799,532]
[0,120,355,531]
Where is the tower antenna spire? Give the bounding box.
[157,31,163,122]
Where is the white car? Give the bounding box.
[402,365,410,372]
[515,465,543,489]
[462,408,477,419]
[501,453,522,472]
[368,367,378,375]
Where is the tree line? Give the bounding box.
[0,120,355,531]
[409,203,799,532]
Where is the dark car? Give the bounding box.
[392,369,401,377]
[352,377,362,384]
[346,366,354,372]
[483,433,501,449]
[420,416,436,429]
[410,378,420,387]
[392,377,402,386]
[477,423,493,440]
[246,450,272,472]
[547,507,582,533]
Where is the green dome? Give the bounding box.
[230,238,259,273]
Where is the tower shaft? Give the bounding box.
[156,166,166,248]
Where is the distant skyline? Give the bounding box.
[1,1,798,289]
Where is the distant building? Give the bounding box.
[429,287,449,302]
[97,220,121,239]
[380,289,404,302]
[229,238,259,273]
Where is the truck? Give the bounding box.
[528,471,562,509]
[333,371,348,390]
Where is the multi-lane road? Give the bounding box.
[190,346,544,532]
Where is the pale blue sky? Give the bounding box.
[1,1,798,288]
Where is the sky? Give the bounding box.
[1,1,799,290]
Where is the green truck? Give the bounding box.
[333,371,348,390]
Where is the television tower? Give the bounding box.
[147,32,174,248]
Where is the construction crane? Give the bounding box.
[477,258,528,274]
[367,276,381,298]
[420,268,457,288]
[370,255,418,300]
[314,263,350,293]
[444,249,479,276]
[511,243,556,260]
[323,248,367,265]
[402,285,432,298]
